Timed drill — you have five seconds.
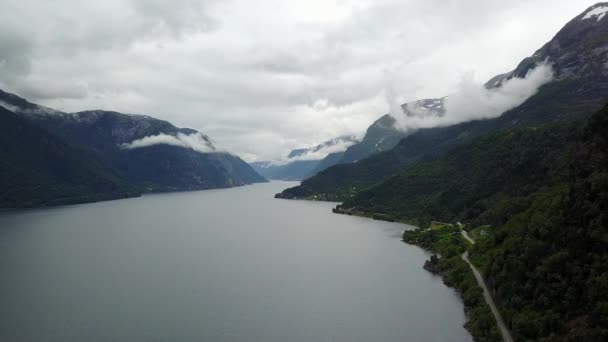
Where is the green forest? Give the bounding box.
[339,105,608,341]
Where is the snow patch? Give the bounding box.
[583,6,608,22]
[374,137,386,150]
[270,138,357,166]
[390,62,554,132]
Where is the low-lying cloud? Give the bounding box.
[0,0,593,161]
[121,132,217,154]
[390,62,555,132]
[269,138,358,166]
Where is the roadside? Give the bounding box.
[401,223,503,341]
[462,229,514,342]
[461,242,514,342]
[333,209,512,341]
[461,230,476,245]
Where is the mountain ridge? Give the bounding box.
[251,135,358,181]
[0,106,138,208]
[277,3,608,201]
[0,89,266,208]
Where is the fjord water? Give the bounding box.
[0,182,471,342]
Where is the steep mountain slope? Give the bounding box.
[339,101,608,341]
[340,120,581,227]
[30,109,265,191]
[0,106,137,208]
[251,136,358,181]
[278,3,608,200]
[470,101,608,341]
[320,98,445,169]
[0,89,266,200]
[307,151,348,177]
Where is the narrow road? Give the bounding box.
[461,231,514,342]
[461,230,475,245]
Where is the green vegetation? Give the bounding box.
[342,121,582,228]
[0,90,266,208]
[470,107,608,341]
[0,107,140,208]
[402,224,501,341]
[337,105,608,340]
[277,76,606,202]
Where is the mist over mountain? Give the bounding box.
[0,89,265,207]
[251,136,358,181]
[278,3,608,201]
[0,106,137,208]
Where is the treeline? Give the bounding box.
[341,121,582,228]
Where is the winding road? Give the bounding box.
[461,231,514,342]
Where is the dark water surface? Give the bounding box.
[0,181,471,342]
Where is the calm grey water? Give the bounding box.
[0,181,471,342]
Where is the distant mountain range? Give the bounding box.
[250,135,358,181]
[0,90,266,208]
[278,2,608,200]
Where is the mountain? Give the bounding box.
[473,101,608,341]
[251,135,358,181]
[339,98,445,164]
[277,3,608,200]
[340,119,582,227]
[343,97,608,341]
[250,160,320,181]
[0,106,137,208]
[0,89,265,207]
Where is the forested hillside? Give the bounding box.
[341,104,608,341]
[0,107,137,207]
[0,89,266,208]
[340,121,582,227]
[473,104,608,341]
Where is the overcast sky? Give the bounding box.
[0,0,599,161]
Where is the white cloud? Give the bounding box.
[0,0,598,161]
[121,132,217,154]
[390,62,554,132]
[270,138,358,165]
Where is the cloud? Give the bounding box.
[0,0,598,161]
[131,0,221,36]
[0,25,32,81]
[14,79,88,100]
[121,132,217,154]
[389,62,554,132]
[270,138,358,165]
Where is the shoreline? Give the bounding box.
[332,206,502,342]
[0,180,268,211]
